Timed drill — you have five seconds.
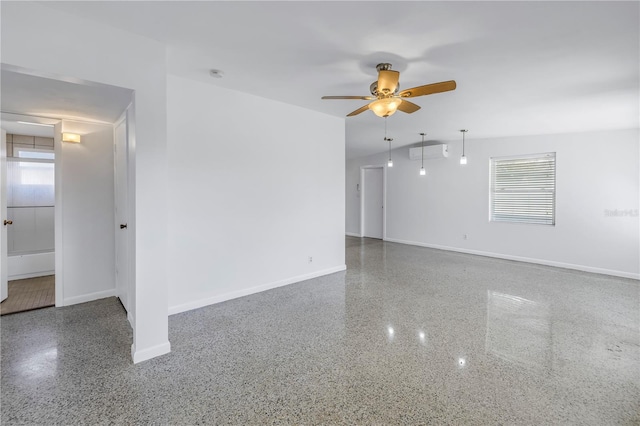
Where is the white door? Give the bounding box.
[1,129,7,302]
[363,167,383,239]
[114,117,129,312]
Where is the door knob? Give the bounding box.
[120,224,127,229]
[3,220,12,226]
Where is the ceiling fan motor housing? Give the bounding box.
[370,81,400,97]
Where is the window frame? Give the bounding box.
[489,152,556,226]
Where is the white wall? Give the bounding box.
[347,128,640,278]
[59,121,116,304]
[167,75,345,313]
[1,2,169,362]
[8,253,54,280]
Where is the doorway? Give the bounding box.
[0,120,57,315]
[360,165,386,239]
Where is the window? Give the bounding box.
[490,152,556,225]
[7,149,55,255]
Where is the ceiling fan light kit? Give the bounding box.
[370,97,403,118]
[321,62,456,117]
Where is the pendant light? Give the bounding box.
[385,117,393,167]
[419,132,426,176]
[459,129,468,165]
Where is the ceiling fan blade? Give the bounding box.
[397,99,421,114]
[377,70,400,95]
[322,95,375,100]
[346,104,371,117]
[398,80,457,98]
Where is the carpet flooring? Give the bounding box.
[0,275,55,315]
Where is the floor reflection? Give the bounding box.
[485,290,551,371]
[19,347,58,379]
[1,237,638,424]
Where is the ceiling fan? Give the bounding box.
[322,63,456,118]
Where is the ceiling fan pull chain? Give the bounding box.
[384,116,387,139]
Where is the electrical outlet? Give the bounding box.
[308,256,313,263]
[463,234,468,240]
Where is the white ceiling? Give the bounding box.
[1,113,56,138]
[1,68,133,124]
[41,1,639,158]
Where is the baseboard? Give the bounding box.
[131,341,171,364]
[346,232,361,237]
[127,311,134,328]
[168,264,348,315]
[63,289,116,306]
[9,270,55,281]
[383,237,640,280]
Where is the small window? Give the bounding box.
[15,147,55,160]
[490,153,556,225]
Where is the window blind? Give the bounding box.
[490,153,556,225]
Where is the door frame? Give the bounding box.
[1,129,7,302]
[113,109,130,320]
[359,165,387,240]
[53,121,63,306]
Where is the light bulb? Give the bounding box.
[369,98,402,117]
[388,159,393,167]
[460,155,467,165]
[420,167,426,176]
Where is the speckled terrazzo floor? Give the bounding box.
[1,237,639,424]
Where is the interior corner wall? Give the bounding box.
[1,1,169,362]
[166,75,346,314]
[60,121,116,305]
[346,128,640,279]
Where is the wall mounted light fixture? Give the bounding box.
[62,133,81,143]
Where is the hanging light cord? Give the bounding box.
[420,133,425,168]
[385,117,392,159]
[462,131,466,156]
[385,116,387,140]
